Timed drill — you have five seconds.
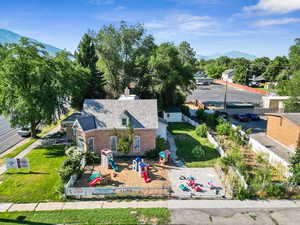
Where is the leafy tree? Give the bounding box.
[204,62,225,79]
[263,56,289,82]
[148,42,195,110]
[74,33,106,107]
[0,38,71,137]
[178,41,198,73]
[95,22,151,97]
[289,147,300,185]
[233,65,251,84]
[250,57,270,78]
[289,38,300,72]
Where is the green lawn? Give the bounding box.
[0,208,170,225]
[168,122,220,167]
[0,138,37,163]
[0,145,66,203]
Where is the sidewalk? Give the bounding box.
[0,200,299,212]
[0,126,60,175]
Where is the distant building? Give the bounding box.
[266,113,300,151]
[221,69,235,82]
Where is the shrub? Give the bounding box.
[192,145,206,160]
[59,166,75,183]
[85,151,101,164]
[181,105,190,117]
[195,124,208,138]
[216,122,232,136]
[145,137,168,160]
[289,147,300,185]
[196,109,205,121]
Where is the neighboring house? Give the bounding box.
[157,118,168,140]
[221,69,235,82]
[266,113,300,151]
[61,112,85,140]
[163,107,182,122]
[62,92,166,156]
[262,96,288,111]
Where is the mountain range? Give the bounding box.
[0,29,62,55]
[198,51,257,60]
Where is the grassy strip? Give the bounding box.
[168,122,220,168]
[1,138,37,160]
[0,145,66,203]
[0,208,170,225]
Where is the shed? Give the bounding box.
[163,107,182,122]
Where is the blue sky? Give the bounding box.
[1,0,300,58]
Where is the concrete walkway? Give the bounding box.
[0,126,60,175]
[0,200,299,212]
[167,131,185,167]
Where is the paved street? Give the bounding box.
[187,84,263,107]
[171,208,300,225]
[230,117,267,134]
[0,116,24,154]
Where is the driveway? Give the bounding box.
[229,116,267,134]
[0,116,24,154]
[171,208,300,225]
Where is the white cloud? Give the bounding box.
[168,0,220,5]
[145,13,214,33]
[243,0,300,14]
[89,0,114,5]
[253,17,300,26]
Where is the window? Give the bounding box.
[167,113,170,118]
[72,127,76,137]
[122,118,128,126]
[88,137,94,152]
[77,136,85,151]
[110,136,118,152]
[133,136,141,152]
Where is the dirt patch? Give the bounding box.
[75,158,174,188]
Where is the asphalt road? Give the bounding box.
[187,83,263,107]
[0,116,24,154]
[171,208,300,225]
[229,117,267,134]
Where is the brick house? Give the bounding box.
[266,113,300,151]
[62,96,167,156]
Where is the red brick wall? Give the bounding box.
[84,129,156,156]
[266,115,300,150]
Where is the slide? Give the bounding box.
[89,177,102,187]
[109,159,119,172]
[142,171,150,183]
[88,173,101,182]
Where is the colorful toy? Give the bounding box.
[88,173,102,182]
[207,180,215,189]
[194,185,202,192]
[89,177,103,187]
[179,184,189,191]
[101,148,119,172]
[132,157,151,183]
[159,150,171,165]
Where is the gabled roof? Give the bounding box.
[82,99,158,130]
[76,116,97,131]
[266,113,300,127]
[165,106,181,113]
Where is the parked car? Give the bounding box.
[233,114,250,122]
[17,126,41,137]
[17,127,31,137]
[246,113,260,121]
[248,81,259,87]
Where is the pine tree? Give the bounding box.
[75,33,106,100]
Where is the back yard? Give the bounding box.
[0,145,66,203]
[168,123,220,167]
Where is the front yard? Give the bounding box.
[168,123,220,167]
[0,208,170,225]
[0,145,66,203]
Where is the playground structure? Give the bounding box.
[87,172,112,187]
[159,150,171,165]
[101,148,119,172]
[132,157,151,183]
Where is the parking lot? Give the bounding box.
[0,116,24,154]
[187,83,263,107]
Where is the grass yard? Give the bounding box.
[0,145,66,203]
[0,208,170,225]
[168,122,220,167]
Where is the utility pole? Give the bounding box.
[224,79,228,113]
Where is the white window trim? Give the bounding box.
[110,136,118,152]
[133,135,141,152]
[88,137,95,152]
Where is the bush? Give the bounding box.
[196,109,205,121]
[59,166,75,183]
[195,124,208,138]
[216,122,232,136]
[191,145,206,160]
[289,147,300,185]
[85,151,101,164]
[181,105,190,117]
[145,137,169,160]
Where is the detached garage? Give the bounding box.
[163,107,182,123]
